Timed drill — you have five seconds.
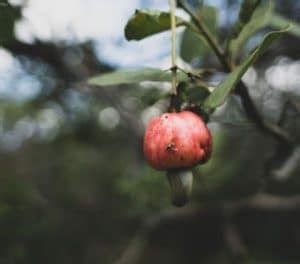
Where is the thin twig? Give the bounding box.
[176,66,211,86]
[235,84,294,146]
[222,211,247,262]
[179,0,231,71]
[114,206,197,264]
[290,98,300,113]
[169,0,178,95]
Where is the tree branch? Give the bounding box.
[3,41,110,81]
[222,214,247,263]
[114,193,300,264]
[114,206,197,264]
[179,0,294,146]
[178,0,232,71]
[235,83,294,146]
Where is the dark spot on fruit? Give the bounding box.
[164,115,168,119]
[166,143,176,153]
[180,156,184,161]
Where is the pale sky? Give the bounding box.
[10,0,225,68]
[1,0,297,100]
[13,0,174,67]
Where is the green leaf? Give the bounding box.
[231,0,262,38]
[88,68,188,86]
[204,27,289,110]
[269,13,300,38]
[228,0,273,60]
[180,5,218,62]
[124,10,186,41]
[186,85,210,103]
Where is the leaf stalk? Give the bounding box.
[169,0,178,95]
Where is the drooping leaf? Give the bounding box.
[228,0,273,60]
[124,10,187,41]
[88,68,188,86]
[204,27,289,110]
[231,0,262,38]
[269,13,300,38]
[180,5,218,62]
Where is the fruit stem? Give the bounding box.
[169,0,177,95]
[167,169,193,207]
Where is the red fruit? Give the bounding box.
[143,111,212,170]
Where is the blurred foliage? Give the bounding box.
[0,1,20,44]
[0,0,299,264]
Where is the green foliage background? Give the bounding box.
[0,0,300,263]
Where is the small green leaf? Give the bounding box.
[88,68,188,86]
[228,0,273,60]
[269,13,300,38]
[125,10,186,41]
[231,0,262,38]
[186,85,210,103]
[204,27,289,110]
[180,5,218,62]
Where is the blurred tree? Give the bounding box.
[0,0,299,264]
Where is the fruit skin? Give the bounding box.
[143,111,212,170]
